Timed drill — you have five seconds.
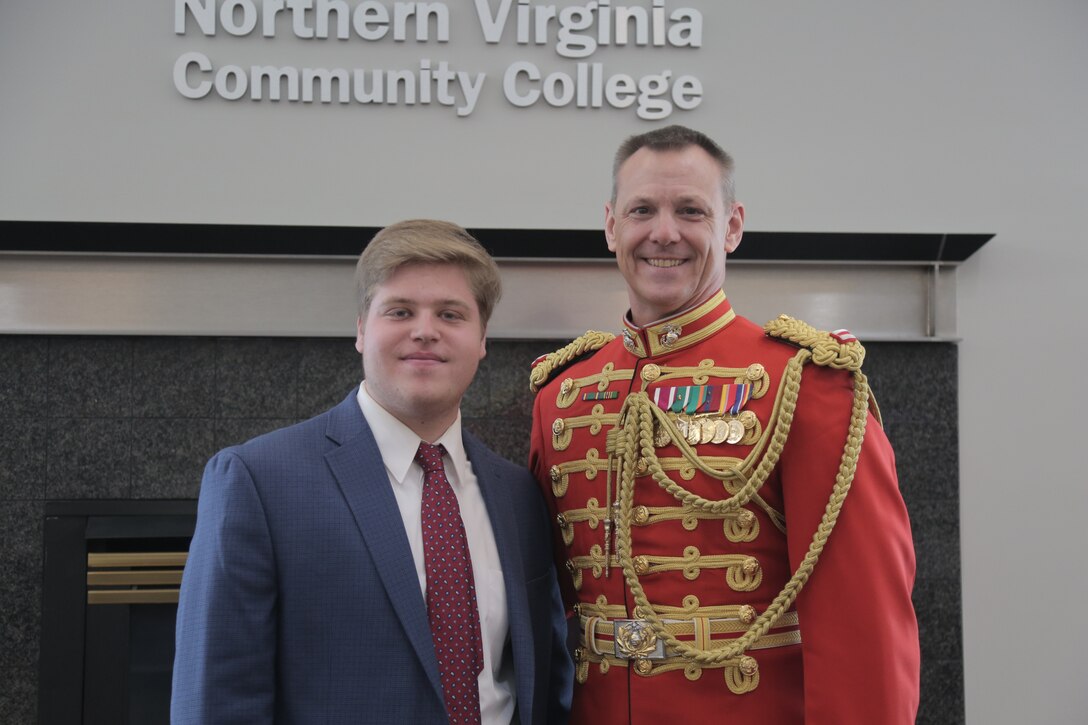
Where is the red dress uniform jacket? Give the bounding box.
[529,292,919,724]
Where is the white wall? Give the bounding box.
[3,1,1088,721]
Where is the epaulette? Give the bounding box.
[528,330,615,393]
[763,314,866,372]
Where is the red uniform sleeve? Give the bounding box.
[779,364,920,724]
[529,386,580,613]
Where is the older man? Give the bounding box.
[529,126,919,723]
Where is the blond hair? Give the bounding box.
[355,219,502,325]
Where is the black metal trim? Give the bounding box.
[40,515,88,724]
[2,221,992,262]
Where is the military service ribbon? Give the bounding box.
[652,384,752,415]
[720,384,752,415]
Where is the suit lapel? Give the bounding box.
[323,393,444,705]
[465,432,536,722]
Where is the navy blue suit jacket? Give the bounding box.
[172,391,572,724]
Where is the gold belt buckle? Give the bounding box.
[613,619,665,660]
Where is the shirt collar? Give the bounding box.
[621,290,737,358]
[355,382,468,486]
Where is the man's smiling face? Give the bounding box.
[355,262,486,437]
[605,145,744,326]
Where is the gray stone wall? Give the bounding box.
[0,335,959,723]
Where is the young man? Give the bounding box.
[529,127,919,723]
[173,220,572,724]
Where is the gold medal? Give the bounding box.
[739,410,758,429]
[653,420,670,447]
[699,417,716,444]
[726,418,745,444]
[687,418,701,445]
[675,415,689,438]
[711,418,729,444]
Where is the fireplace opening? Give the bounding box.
[40,501,196,725]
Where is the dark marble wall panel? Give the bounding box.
[130,418,217,499]
[867,342,962,725]
[0,667,36,724]
[298,339,363,418]
[46,418,133,499]
[0,499,43,725]
[216,338,304,419]
[0,336,48,419]
[0,335,962,724]
[0,419,47,500]
[132,338,217,418]
[49,338,133,418]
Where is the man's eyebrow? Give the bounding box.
[379,296,472,308]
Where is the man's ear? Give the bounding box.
[478,327,488,360]
[354,316,365,354]
[724,201,745,253]
[604,201,617,252]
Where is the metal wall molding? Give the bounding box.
[1,252,967,341]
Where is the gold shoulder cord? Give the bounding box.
[529,330,616,394]
[610,316,871,693]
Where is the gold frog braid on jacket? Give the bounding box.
[610,343,872,693]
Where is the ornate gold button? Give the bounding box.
[739,410,758,429]
[634,555,650,574]
[742,557,760,576]
[738,604,757,624]
[633,505,650,525]
[641,363,662,382]
[560,377,574,395]
[633,658,653,676]
[635,457,649,475]
[556,512,567,528]
[739,656,758,677]
[737,510,756,527]
[745,363,764,381]
[550,465,561,484]
[552,418,566,435]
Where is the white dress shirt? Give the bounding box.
[357,383,514,724]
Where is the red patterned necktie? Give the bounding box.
[415,442,484,725]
